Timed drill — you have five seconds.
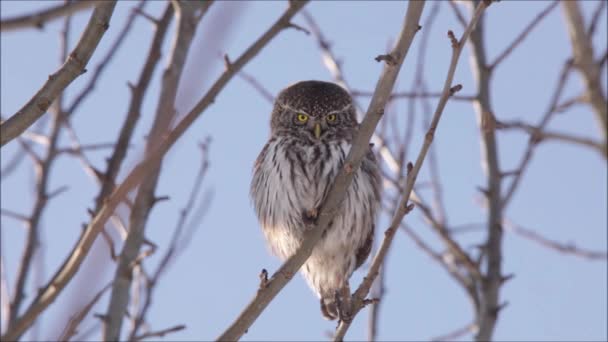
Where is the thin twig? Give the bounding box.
[352,89,475,102]
[489,1,559,69]
[0,1,98,32]
[504,219,608,261]
[133,324,185,341]
[497,120,606,157]
[127,140,211,341]
[66,1,145,116]
[586,0,607,40]
[501,61,572,210]
[57,283,112,341]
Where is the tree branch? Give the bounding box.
[0,0,98,32]
[0,2,117,147]
[561,0,608,146]
[467,1,505,340]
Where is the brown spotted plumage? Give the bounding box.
[250,81,380,320]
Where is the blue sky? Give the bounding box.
[1,1,606,341]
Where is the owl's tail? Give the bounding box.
[320,284,351,321]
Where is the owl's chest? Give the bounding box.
[272,139,349,207]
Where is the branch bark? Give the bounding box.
[0,2,117,147]
[102,2,209,341]
[0,0,99,32]
[0,2,308,340]
[467,1,504,340]
[561,0,608,149]
[218,3,424,341]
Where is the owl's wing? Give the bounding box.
[355,224,374,270]
[253,140,272,172]
[354,145,381,270]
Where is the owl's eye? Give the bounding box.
[297,114,309,123]
[326,114,337,122]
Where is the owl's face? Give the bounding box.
[270,81,358,142]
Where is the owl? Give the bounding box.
[250,80,381,321]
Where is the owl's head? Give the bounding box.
[270,81,357,142]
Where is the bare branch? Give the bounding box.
[0,0,98,32]
[133,324,185,341]
[237,71,274,104]
[219,3,423,341]
[351,89,476,102]
[7,12,73,328]
[498,120,607,157]
[504,219,608,261]
[501,61,573,209]
[57,283,111,341]
[466,1,504,339]
[448,0,468,29]
[0,209,29,223]
[66,1,146,116]
[0,2,309,340]
[562,1,608,145]
[334,2,491,339]
[489,1,559,69]
[1,2,117,147]
[127,141,211,341]
[103,2,209,339]
[586,0,607,40]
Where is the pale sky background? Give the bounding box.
[1,1,607,341]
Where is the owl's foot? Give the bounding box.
[334,289,353,324]
[320,285,353,322]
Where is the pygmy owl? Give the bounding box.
[250,80,381,320]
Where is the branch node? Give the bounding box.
[374,53,397,66]
[153,195,170,204]
[406,162,413,174]
[361,298,380,307]
[223,54,232,70]
[500,273,515,285]
[447,30,459,48]
[403,203,415,214]
[258,269,269,290]
[286,22,310,35]
[449,84,463,95]
[93,313,109,323]
[37,97,51,112]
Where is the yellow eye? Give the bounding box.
[297,114,308,123]
[326,114,337,122]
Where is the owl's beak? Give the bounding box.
[313,123,322,139]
